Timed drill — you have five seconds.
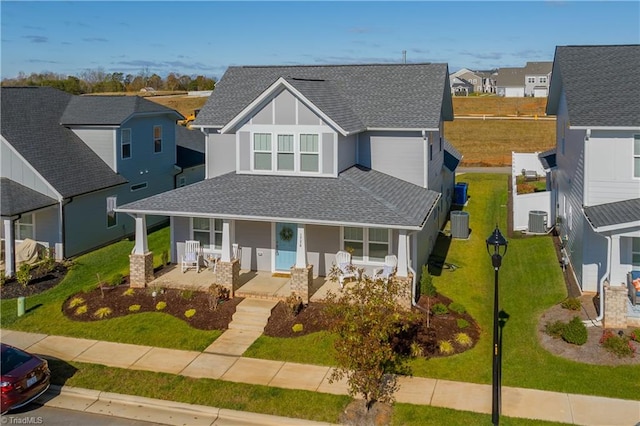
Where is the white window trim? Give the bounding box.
[106,196,117,228]
[121,128,131,160]
[250,131,322,175]
[341,226,391,263]
[15,213,35,241]
[252,133,273,171]
[632,237,640,270]
[276,134,295,171]
[633,135,640,179]
[153,125,163,154]
[190,218,223,251]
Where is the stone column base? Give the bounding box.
[393,274,413,311]
[291,265,313,304]
[603,283,628,329]
[217,259,240,297]
[129,252,154,288]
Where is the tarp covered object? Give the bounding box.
[15,238,43,265]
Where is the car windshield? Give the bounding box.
[1,346,33,375]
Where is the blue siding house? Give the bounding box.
[1,87,182,276]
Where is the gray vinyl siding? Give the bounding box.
[585,130,640,205]
[415,210,439,278]
[252,101,273,125]
[238,132,251,172]
[322,133,334,175]
[71,127,115,171]
[207,133,236,178]
[172,216,190,264]
[33,205,60,249]
[582,223,607,292]
[338,134,357,173]
[1,140,58,199]
[307,224,340,276]
[235,220,272,271]
[358,131,425,187]
[274,90,296,125]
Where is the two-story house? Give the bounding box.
[545,45,640,328]
[449,68,498,95]
[117,63,458,307]
[1,87,182,276]
[524,61,552,97]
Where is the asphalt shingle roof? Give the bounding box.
[61,95,181,125]
[176,126,205,169]
[0,178,58,217]
[584,198,640,229]
[194,63,453,131]
[117,166,439,229]
[546,45,640,127]
[1,87,127,198]
[496,67,525,87]
[443,140,462,172]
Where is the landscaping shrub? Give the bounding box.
[208,284,230,311]
[74,305,87,315]
[68,297,85,309]
[93,307,112,319]
[438,340,454,354]
[184,309,196,318]
[600,330,636,358]
[630,328,640,343]
[432,303,449,315]
[122,288,135,296]
[561,316,587,346]
[454,332,473,347]
[128,304,141,312]
[420,265,437,297]
[545,320,566,339]
[561,297,581,311]
[456,318,469,329]
[180,290,194,300]
[292,323,304,333]
[16,263,32,288]
[155,301,167,311]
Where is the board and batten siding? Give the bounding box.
[585,130,640,206]
[235,220,272,271]
[338,133,357,173]
[1,140,59,199]
[358,131,425,187]
[71,127,116,171]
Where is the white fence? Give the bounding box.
[512,152,552,232]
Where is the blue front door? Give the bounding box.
[275,223,297,271]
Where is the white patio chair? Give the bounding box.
[181,240,201,273]
[336,250,358,288]
[373,255,398,283]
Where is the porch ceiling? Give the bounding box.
[116,166,440,229]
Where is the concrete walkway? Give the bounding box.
[2,329,639,425]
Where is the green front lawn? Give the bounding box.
[3,174,638,403]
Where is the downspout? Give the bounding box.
[60,197,73,259]
[585,212,607,324]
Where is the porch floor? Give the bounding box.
[148,265,341,302]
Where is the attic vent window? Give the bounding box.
[131,182,148,192]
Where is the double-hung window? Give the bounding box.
[300,134,319,172]
[15,214,34,240]
[121,129,131,159]
[634,135,640,178]
[254,133,272,170]
[106,196,117,228]
[527,77,535,83]
[343,227,390,262]
[191,218,223,250]
[277,134,294,171]
[153,125,162,153]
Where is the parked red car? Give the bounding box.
[1,343,50,414]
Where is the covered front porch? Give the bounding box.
[147,264,343,302]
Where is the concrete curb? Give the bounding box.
[43,385,335,426]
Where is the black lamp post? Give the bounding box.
[486,225,507,426]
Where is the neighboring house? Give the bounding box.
[117,63,458,307]
[524,61,552,97]
[175,125,206,187]
[450,68,497,95]
[496,67,525,97]
[0,87,182,276]
[545,45,640,328]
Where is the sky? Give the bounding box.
[1,1,639,80]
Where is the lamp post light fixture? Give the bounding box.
[486,225,508,426]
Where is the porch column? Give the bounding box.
[603,282,628,329]
[129,214,153,288]
[295,223,307,268]
[132,214,148,254]
[609,235,624,286]
[221,219,232,262]
[397,229,409,277]
[3,218,15,277]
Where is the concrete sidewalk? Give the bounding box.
[2,329,639,425]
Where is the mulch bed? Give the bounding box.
[63,284,243,330]
[0,263,68,300]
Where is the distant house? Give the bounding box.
[544,45,640,328]
[117,63,459,307]
[496,67,525,97]
[450,68,497,95]
[175,125,206,187]
[524,61,552,97]
[1,87,183,276]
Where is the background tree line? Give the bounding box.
[1,67,216,95]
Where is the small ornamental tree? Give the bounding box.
[325,265,419,410]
